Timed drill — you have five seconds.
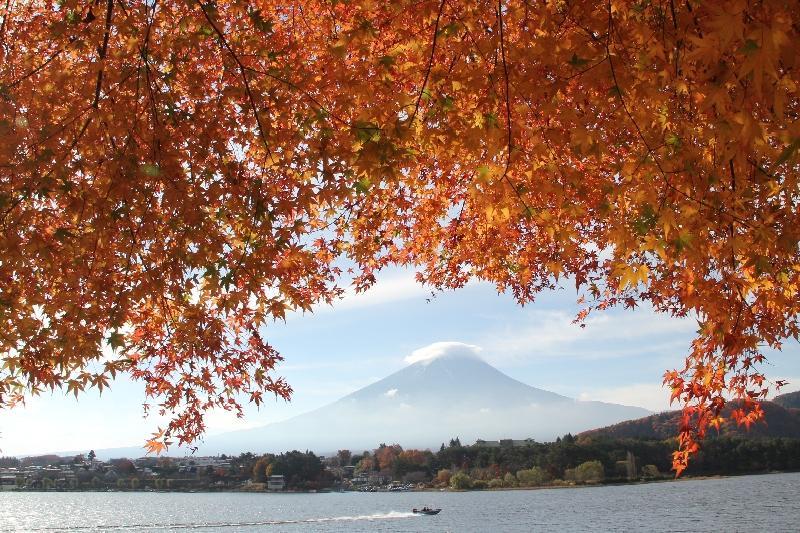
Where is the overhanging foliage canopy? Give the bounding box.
[1,0,798,473]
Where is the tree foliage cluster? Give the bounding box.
[249,449,329,490]
[0,455,20,467]
[351,442,436,481]
[2,0,800,472]
[429,435,674,483]
[564,460,605,483]
[332,434,800,487]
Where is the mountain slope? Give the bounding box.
[343,354,569,408]
[197,353,649,455]
[580,400,800,440]
[773,390,800,409]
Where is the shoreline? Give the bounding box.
[4,470,795,495]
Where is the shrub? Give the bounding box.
[488,478,505,489]
[516,466,549,487]
[503,472,518,487]
[449,472,472,490]
[471,479,488,490]
[641,464,661,478]
[566,461,605,483]
[576,460,605,482]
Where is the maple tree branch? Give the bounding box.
[449,7,532,211]
[499,1,512,162]
[7,46,68,90]
[139,0,163,165]
[559,56,607,81]
[6,0,117,223]
[669,0,678,29]
[668,0,682,76]
[408,0,446,126]
[0,64,137,229]
[242,65,351,128]
[456,6,552,213]
[0,119,89,226]
[683,0,703,39]
[449,12,502,101]
[32,68,137,149]
[91,0,114,109]
[142,49,160,130]
[497,1,530,213]
[194,0,273,161]
[0,0,13,51]
[2,0,793,470]
[604,2,751,229]
[728,158,737,270]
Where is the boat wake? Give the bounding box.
[24,511,420,531]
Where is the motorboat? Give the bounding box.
[412,507,441,515]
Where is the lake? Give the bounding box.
[1,472,797,532]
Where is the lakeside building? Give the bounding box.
[185,457,232,469]
[473,438,538,448]
[0,468,22,491]
[0,454,248,491]
[267,475,285,490]
[352,471,390,486]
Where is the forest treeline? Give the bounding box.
[4,435,799,491]
[246,435,800,490]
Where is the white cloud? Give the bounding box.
[336,272,429,311]
[404,341,483,365]
[384,388,398,398]
[283,268,430,321]
[481,307,696,363]
[313,269,429,314]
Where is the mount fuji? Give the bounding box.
[192,347,650,455]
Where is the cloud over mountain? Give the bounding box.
[403,341,483,365]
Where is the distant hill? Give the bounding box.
[581,399,800,440]
[773,390,800,409]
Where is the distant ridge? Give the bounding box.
[773,390,800,410]
[580,399,800,440]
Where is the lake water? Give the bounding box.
[1,472,798,532]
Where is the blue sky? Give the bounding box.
[2,267,800,456]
